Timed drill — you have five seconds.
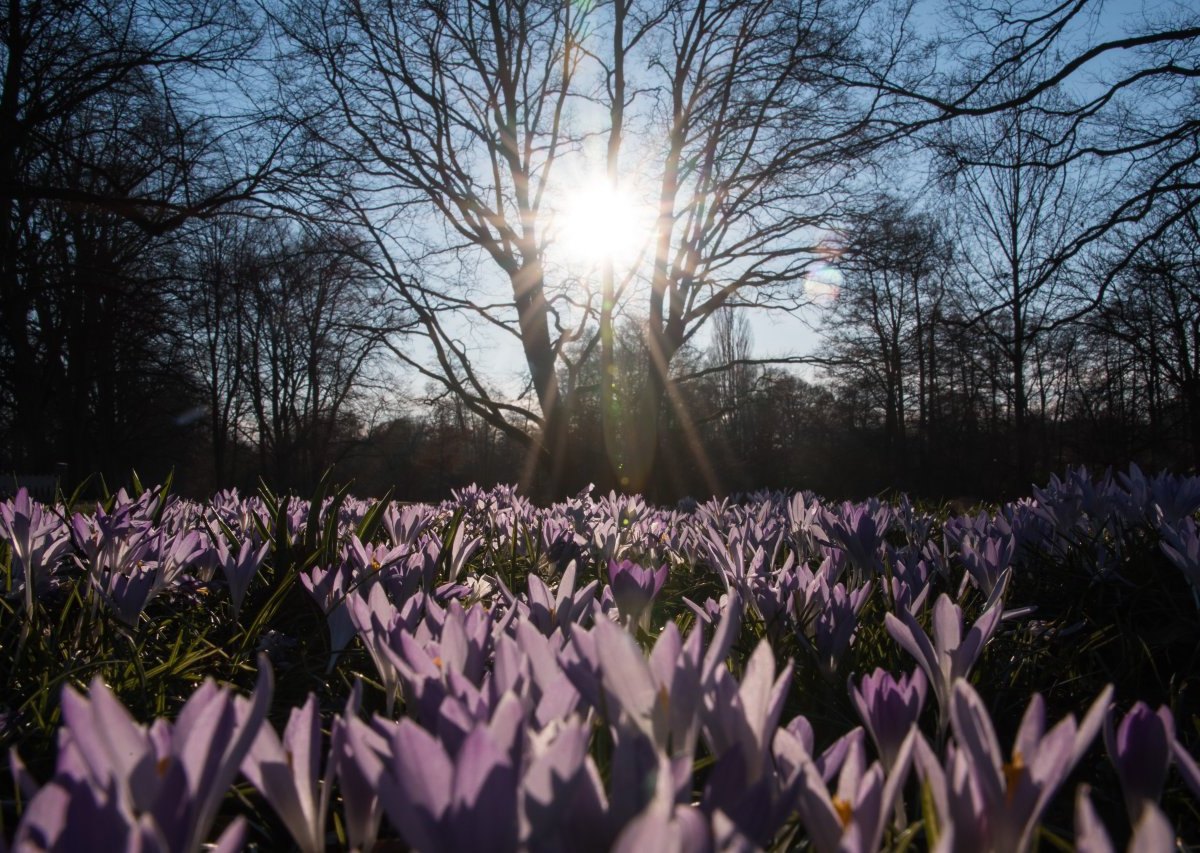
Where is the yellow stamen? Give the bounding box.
[432,656,444,669]
[156,756,172,777]
[1003,751,1026,803]
[371,559,381,571]
[832,795,854,828]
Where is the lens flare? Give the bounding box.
[804,262,843,302]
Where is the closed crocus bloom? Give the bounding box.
[1103,702,1174,823]
[607,558,669,629]
[849,668,927,772]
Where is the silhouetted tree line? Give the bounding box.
[2,0,1197,501]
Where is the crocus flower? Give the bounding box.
[0,488,72,612]
[300,563,358,662]
[92,563,158,626]
[382,502,432,548]
[957,532,1015,598]
[328,683,383,852]
[444,521,483,584]
[849,668,927,773]
[347,583,425,716]
[885,547,935,615]
[701,637,793,788]
[820,502,889,581]
[590,617,703,760]
[347,696,523,852]
[1103,702,1174,824]
[947,679,1113,853]
[214,536,271,619]
[885,570,1010,730]
[1158,516,1200,606]
[791,728,916,853]
[382,599,494,728]
[1074,784,1176,853]
[524,561,598,637]
[343,535,409,578]
[520,716,610,851]
[613,753,711,853]
[241,694,329,853]
[14,659,272,853]
[809,579,872,676]
[607,558,668,629]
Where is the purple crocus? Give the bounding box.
[700,637,793,788]
[613,753,711,853]
[214,536,271,619]
[1103,702,1174,824]
[1159,516,1200,606]
[1074,784,1176,853]
[0,488,72,613]
[520,715,610,850]
[346,697,522,852]
[590,617,703,760]
[607,558,668,630]
[524,561,598,636]
[241,693,329,853]
[93,563,158,626]
[300,563,357,662]
[346,582,425,716]
[947,679,1113,853]
[849,668,927,773]
[885,570,1010,730]
[791,728,916,853]
[957,532,1015,598]
[328,684,384,852]
[809,579,872,676]
[14,659,272,852]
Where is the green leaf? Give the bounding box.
[355,489,393,544]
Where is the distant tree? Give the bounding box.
[820,198,954,481]
[934,85,1104,484]
[175,215,264,486]
[0,0,290,477]
[707,305,758,455]
[1091,200,1200,467]
[239,227,401,489]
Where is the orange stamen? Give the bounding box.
[832,795,854,828]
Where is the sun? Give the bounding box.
[556,178,655,268]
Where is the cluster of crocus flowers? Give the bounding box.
[10,567,1199,850]
[4,466,1200,849]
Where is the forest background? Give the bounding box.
[2,0,1197,503]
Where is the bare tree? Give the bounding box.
[706,305,757,452]
[1092,199,1200,466]
[936,87,1104,483]
[176,215,269,485]
[820,198,954,479]
[868,0,1200,287]
[239,226,401,488]
[0,0,291,474]
[275,0,910,496]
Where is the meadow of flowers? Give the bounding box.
[1,466,1198,851]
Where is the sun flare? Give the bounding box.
[556,179,655,268]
